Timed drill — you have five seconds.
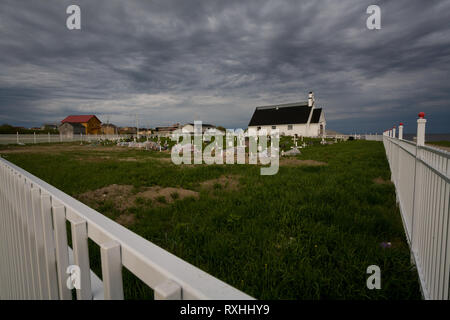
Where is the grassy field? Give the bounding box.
[0,140,421,299]
[428,140,450,148]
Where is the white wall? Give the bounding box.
[249,122,325,137]
[182,124,194,133]
[182,124,222,134]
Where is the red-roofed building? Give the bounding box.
[60,115,102,135]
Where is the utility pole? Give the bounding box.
[106,114,111,138]
[135,114,139,140]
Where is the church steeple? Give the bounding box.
[308,91,315,107]
[306,91,315,131]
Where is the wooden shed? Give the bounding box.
[58,122,85,138]
[61,115,102,135]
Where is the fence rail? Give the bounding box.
[0,134,127,145]
[383,115,450,300]
[364,134,383,141]
[0,157,253,300]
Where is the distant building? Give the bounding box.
[181,123,216,134]
[248,92,326,137]
[58,122,85,138]
[60,115,102,135]
[138,128,152,135]
[118,127,137,134]
[153,123,181,137]
[101,124,117,135]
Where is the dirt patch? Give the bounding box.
[76,184,199,213]
[373,177,393,185]
[118,157,141,162]
[75,155,112,162]
[137,186,199,203]
[200,175,241,191]
[77,184,135,211]
[116,213,137,227]
[280,159,327,167]
[157,157,174,162]
[78,155,171,163]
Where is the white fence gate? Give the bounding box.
[0,157,253,300]
[383,115,450,300]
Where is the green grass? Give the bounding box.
[428,140,450,147]
[1,140,421,299]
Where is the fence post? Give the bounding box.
[34,132,36,144]
[48,132,50,143]
[417,112,426,146]
[70,215,92,300]
[399,123,404,140]
[16,132,19,144]
[393,126,396,139]
[40,194,59,299]
[410,112,426,270]
[51,202,71,300]
[100,241,124,300]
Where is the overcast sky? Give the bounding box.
[0,0,449,133]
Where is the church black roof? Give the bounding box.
[248,101,323,126]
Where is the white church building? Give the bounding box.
[247,92,326,137]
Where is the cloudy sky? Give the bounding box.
[0,0,449,133]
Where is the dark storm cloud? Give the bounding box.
[0,0,449,133]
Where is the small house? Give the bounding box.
[58,122,85,138]
[118,127,137,135]
[61,115,102,135]
[101,124,117,135]
[248,92,326,137]
[153,123,181,137]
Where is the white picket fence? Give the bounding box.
[364,134,383,141]
[0,157,254,300]
[383,115,450,300]
[0,134,126,145]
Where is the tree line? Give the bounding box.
[0,124,59,134]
